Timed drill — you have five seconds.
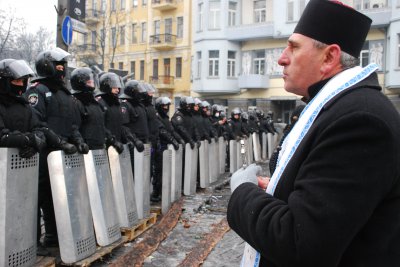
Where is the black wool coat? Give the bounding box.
[227,72,400,267]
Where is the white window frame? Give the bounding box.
[141,22,147,43]
[228,2,237,27]
[133,0,138,8]
[111,27,116,47]
[209,1,221,30]
[177,17,183,38]
[111,0,116,11]
[359,49,369,68]
[208,50,219,77]
[287,0,294,22]
[131,23,137,43]
[254,0,266,23]
[120,0,125,10]
[227,51,236,77]
[101,0,106,12]
[197,51,202,78]
[253,50,265,75]
[120,25,125,45]
[198,3,203,32]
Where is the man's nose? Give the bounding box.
[278,49,288,66]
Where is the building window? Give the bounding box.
[287,0,294,21]
[110,62,115,69]
[254,0,266,23]
[92,0,97,15]
[359,41,370,67]
[111,0,116,11]
[141,22,147,42]
[153,59,159,78]
[209,50,219,77]
[227,51,236,77]
[176,57,182,78]
[176,17,183,38]
[253,50,265,75]
[355,0,371,10]
[91,31,97,48]
[164,58,171,76]
[140,60,145,80]
[130,61,135,78]
[101,0,106,12]
[120,0,125,10]
[154,20,160,37]
[100,29,105,46]
[142,0,147,6]
[398,35,400,67]
[83,33,88,45]
[197,51,202,78]
[198,3,203,31]
[119,62,124,70]
[299,0,307,15]
[120,25,125,45]
[131,23,137,43]
[133,0,138,7]
[165,18,172,35]
[111,27,116,47]
[228,2,237,26]
[209,1,220,29]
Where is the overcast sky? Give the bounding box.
[0,0,58,35]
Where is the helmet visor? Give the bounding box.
[7,60,35,79]
[50,47,71,61]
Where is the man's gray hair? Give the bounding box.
[313,40,359,69]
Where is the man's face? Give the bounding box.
[111,87,120,95]
[278,33,325,98]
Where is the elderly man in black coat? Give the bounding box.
[227,1,400,266]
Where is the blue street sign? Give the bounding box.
[62,16,73,46]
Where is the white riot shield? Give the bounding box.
[134,144,151,219]
[161,147,172,214]
[47,151,96,264]
[267,133,274,159]
[209,139,219,184]
[170,144,183,202]
[229,140,237,173]
[246,135,253,165]
[252,133,261,162]
[199,140,209,188]
[183,143,198,195]
[84,149,121,247]
[218,137,227,174]
[236,140,243,168]
[108,145,138,228]
[262,133,267,160]
[0,149,38,267]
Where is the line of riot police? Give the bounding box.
[0,47,280,266]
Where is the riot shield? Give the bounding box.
[84,149,121,247]
[252,133,261,162]
[170,144,183,202]
[236,139,243,169]
[47,151,96,264]
[262,132,267,160]
[0,148,38,267]
[209,139,219,183]
[134,144,151,219]
[267,133,274,159]
[108,145,138,228]
[229,140,237,173]
[246,135,254,165]
[183,143,198,195]
[161,147,172,214]
[199,140,209,188]
[218,137,227,174]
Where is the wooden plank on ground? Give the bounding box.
[34,256,56,267]
[121,213,157,241]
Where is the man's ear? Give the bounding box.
[320,44,342,75]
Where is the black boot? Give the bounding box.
[43,234,59,247]
[150,190,161,203]
[36,243,50,256]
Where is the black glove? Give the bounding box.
[77,142,89,154]
[135,140,144,152]
[214,136,219,142]
[179,138,185,145]
[60,141,77,154]
[189,140,195,149]
[172,139,179,150]
[113,141,124,154]
[19,146,37,158]
[27,132,46,152]
[206,137,212,144]
[0,130,30,148]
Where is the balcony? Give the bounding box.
[149,34,177,50]
[360,7,392,27]
[77,44,97,56]
[226,22,274,41]
[85,9,102,26]
[149,75,175,90]
[151,0,177,11]
[238,74,269,89]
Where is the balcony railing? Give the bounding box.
[85,9,103,25]
[151,0,177,11]
[149,75,175,89]
[149,34,177,50]
[238,74,269,89]
[77,44,97,53]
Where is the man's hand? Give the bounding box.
[230,164,261,193]
[257,176,270,190]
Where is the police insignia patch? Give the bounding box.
[121,106,127,113]
[176,116,182,121]
[28,93,39,106]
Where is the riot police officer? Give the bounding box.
[97,72,143,151]
[26,48,86,252]
[171,96,201,149]
[192,98,211,143]
[228,107,249,140]
[200,101,218,142]
[71,67,123,152]
[248,110,259,134]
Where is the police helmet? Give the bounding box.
[70,67,97,93]
[35,48,70,78]
[122,80,146,100]
[241,111,249,121]
[179,96,195,109]
[200,101,211,109]
[155,96,171,114]
[194,98,202,106]
[0,59,34,96]
[99,72,124,94]
[231,107,242,118]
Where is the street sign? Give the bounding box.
[71,18,88,34]
[69,0,86,22]
[62,16,73,46]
